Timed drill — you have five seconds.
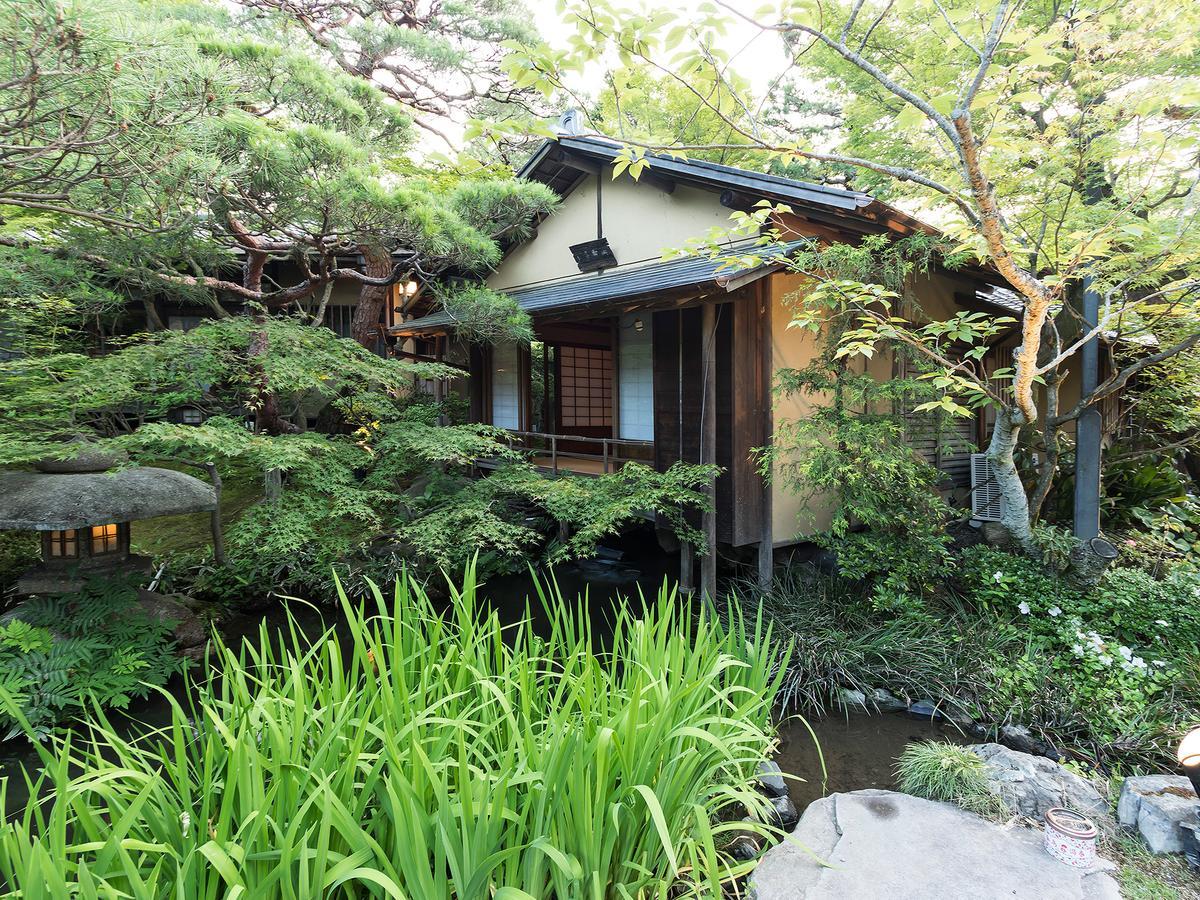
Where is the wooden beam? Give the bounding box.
[552,148,675,194]
[757,280,774,589]
[701,301,718,602]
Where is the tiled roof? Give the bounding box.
[393,241,806,334]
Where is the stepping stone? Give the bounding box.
[751,789,1119,900]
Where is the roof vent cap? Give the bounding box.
[556,108,584,137]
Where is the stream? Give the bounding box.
[0,542,964,818]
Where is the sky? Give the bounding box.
[532,0,794,109]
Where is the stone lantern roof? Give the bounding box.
[0,467,217,531]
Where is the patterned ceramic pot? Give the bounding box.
[1044,807,1098,868]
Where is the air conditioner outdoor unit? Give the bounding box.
[970,453,1005,522]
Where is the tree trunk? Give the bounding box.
[204,462,226,566]
[143,299,165,332]
[986,406,1035,551]
[351,245,392,349]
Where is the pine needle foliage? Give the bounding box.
[0,567,789,898]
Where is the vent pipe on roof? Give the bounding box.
[556,108,584,136]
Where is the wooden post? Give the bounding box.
[204,462,226,566]
[700,301,718,603]
[757,283,774,590]
[680,540,695,594]
[541,342,550,433]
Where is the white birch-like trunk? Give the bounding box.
[985,406,1034,550]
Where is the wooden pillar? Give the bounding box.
[757,283,774,590]
[701,301,718,602]
[680,541,694,594]
[541,342,550,433]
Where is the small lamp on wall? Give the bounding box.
[632,317,644,332]
[404,279,419,297]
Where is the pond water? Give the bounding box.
[0,539,963,817]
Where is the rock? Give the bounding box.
[969,743,1108,823]
[728,825,763,861]
[34,444,128,474]
[907,698,939,718]
[837,688,868,712]
[756,760,789,799]
[767,794,800,832]
[871,688,908,713]
[751,793,800,832]
[751,789,1119,900]
[136,589,209,651]
[998,723,1053,756]
[1117,775,1199,855]
[980,521,1016,550]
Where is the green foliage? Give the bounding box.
[767,347,955,609]
[399,461,716,576]
[0,532,39,594]
[956,546,1200,768]
[434,287,533,343]
[0,568,786,896]
[897,741,1008,818]
[0,579,182,740]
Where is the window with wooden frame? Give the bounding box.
[558,345,612,428]
[90,523,120,555]
[46,529,78,558]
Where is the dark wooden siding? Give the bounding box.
[654,297,766,546]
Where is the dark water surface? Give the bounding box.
[0,545,961,817]
[774,711,969,811]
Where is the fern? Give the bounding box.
[0,576,182,738]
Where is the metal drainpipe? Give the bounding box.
[1073,274,1102,541]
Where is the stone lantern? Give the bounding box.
[0,450,217,595]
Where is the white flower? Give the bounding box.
[1132,656,1147,670]
[993,571,1004,583]
[1097,654,1113,667]
[1155,619,1169,627]
[181,812,191,838]
[1153,660,1167,668]
[1118,646,1134,661]
[1018,601,1031,615]
[1071,643,1084,655]
[1047,606,1062,618]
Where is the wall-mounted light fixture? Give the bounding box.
[404,280,419,297]
[633,317,644,333]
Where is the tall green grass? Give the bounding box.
[0,568,787,898]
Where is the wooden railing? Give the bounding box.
[500,430,654,475]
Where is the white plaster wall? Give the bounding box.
[617,313,654,441]
[487,173,737,292]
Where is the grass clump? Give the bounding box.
[896,741,1008,818]
[0,567,787,898]
[734,567,1004,715]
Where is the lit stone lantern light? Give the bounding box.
[0,449,217,595]
[1180,727,1200,869]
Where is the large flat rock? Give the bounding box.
[751,790,1119,900]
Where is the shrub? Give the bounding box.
[0,578,182,739]
[955,546,1200,769]
[896,741,1007,818]
[0,569,787,897]
[0,531,38,595]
